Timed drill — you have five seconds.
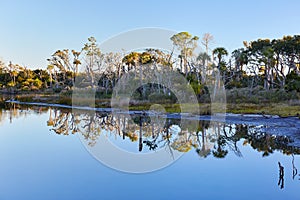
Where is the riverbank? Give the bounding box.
[1,93,300,118]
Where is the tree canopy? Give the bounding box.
[0,33,299,99]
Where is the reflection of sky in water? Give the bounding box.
[0,109,299,199]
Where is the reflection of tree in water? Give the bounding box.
[0,102,299,159]
[46,111,300,163]
[239,125,300,156]
[2,103,300,188]
[44,108,300,158]
[0,101,48,124]
[212,136,229,158]
[48,109,113,146]
[2,103,300,189]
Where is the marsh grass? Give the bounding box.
[5,90,300,118]
[227,103,300,117]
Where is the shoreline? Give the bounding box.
[1,93,300,118]
[4,99,300,119]
[5,100,300,147]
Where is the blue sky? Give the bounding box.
[0,0,299,69]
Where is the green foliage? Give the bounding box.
[148,93,176,103]
[7,81,15,87]
[53,87,62,93]
[22,86,30,91]
[285,80,300,92]
[286,71,300,92]
[0,34,299,110]
[213,47,228,63]
[227,87,299,104]
[226,80,243,89]
[33,78,42,88]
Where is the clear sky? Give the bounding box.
[0,0,299,69]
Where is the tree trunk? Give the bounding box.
[49,71,53,88]
[139,116,143,152]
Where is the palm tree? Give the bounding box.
[232,48,248,81]
[71,50,81,85]
[232,48,248,72]
[122,52,155,99]
[122,52,140,77]
[213,47,228,68]
[212,48,228,100]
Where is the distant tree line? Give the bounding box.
[0,33,300,99]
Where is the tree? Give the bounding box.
[211,47,228,100]
[122,52,141,76]
[197,52,211,84]
[201,33,214,62]
[232,48,248,72]
[47,49,81,88]
[82,37,102,88]
[101,52,122,93]
[246,39,274,90]
[122,51,156,98]
[262,46,275,90]
[213,47,228,68]
[145,48,174,69]
[7,61,19,89]
[271,35,300,88]
[47,65,54,88]
[231,48,248,81]
[170,32,199,76]
[0,59,5,74]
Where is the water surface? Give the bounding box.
[0,103,299,199]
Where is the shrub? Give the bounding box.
[53,87,62,93]
[33,78,43,88]
[21,86,30,91]
[148,93,176,103]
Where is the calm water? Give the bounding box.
[0,103,300,199]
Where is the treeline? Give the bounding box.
[0,33,300,99]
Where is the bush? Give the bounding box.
[286,71,300,92]
[33,78,43,88]
[53,87,62,93]
[148,93,177,103]
[226,80,243,89]
[21,86,30,91]
[226,87,300,104]
[285,80,300,92]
